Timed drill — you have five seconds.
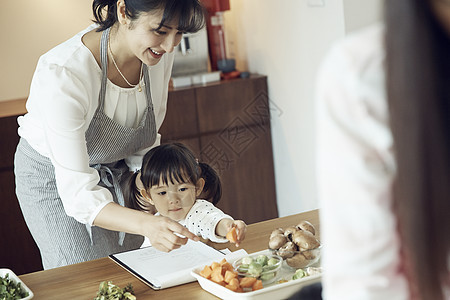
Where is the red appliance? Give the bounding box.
[202,0,232,72]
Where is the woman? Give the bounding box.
[14,0,205,269]
[317,0,449,299]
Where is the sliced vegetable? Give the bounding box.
[224,270,238,284]
[267,257,279,266]
[252,279,263,291]
[0,273,29,300]
[94,281,135,300]
[248,262,263,277]
[255,254,269,266]
[260,272,275,281]
[199,265,212,279]
[241,257,253,265]
[292,268,307,280]
[226,227,238,243]
[239,277,257,288]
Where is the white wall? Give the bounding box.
[343,0,384,33]
[0,0,92,101]
[226,0,382,216]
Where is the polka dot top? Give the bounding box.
[179,199,232,243]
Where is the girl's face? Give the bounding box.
[145,178,204,221]
[118,2,184,66]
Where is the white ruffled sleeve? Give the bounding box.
[31,60,114,225]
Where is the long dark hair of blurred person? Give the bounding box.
[385,0,450,299]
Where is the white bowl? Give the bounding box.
[191,249,322,300]
[0,269,34,300]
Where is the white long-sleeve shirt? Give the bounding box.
[17,24,174,225]
[316,24,410,300]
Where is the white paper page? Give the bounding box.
[111,240,246,289]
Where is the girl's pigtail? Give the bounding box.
[123,171,146,211]
[198,162,222,205]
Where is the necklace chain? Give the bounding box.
[108,32,143,92]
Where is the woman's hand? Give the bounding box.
[142,215,200,252]
[93,202,199,252]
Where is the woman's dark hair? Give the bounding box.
[124,142,222,212]
[92,0,206,32]
[385,0,450,299]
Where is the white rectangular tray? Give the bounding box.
[0,269,34,300]
[191,250,321,300]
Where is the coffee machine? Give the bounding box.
[171,27,209,77]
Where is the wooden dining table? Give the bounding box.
[19,209,319,299]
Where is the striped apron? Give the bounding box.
[14,27,157,269]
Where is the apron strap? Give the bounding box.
[142,64,154,110]
[87,163,127,246]
[85,28,128,246]
[99,28,110,112]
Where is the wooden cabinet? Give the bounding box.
[160,75,278,224]
[0,115,43,275]
[0,75,278,275]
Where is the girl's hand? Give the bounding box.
[231,220,247,247]
[143,215,200,252]
[218,218,247,247]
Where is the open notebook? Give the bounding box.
[109,240,248,290]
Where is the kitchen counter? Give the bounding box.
[19,209,320,299]
[0,98,27,118]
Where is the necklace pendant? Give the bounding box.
[138,85,142,92]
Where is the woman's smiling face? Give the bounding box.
[119,5,184,66]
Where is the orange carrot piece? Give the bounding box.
[225,277,240,291]
[199,265,212,279]
[226,227,238,243]
[224,270,238,283]
[222,262,234,273]
[213,280,226,287]
[211,262,221,270]
[229,277,240,286]
[225,283,239,292]
[239,276,257,288]
[211,266,224,283]
[252,279,263,291]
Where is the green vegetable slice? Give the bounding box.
[94,281,136,300]
[0,273,29,300]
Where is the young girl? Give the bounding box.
[125,142,247,247]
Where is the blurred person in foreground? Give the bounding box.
[316,0,450,299]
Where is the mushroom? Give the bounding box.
[286,253,309,269]
[292,230,320,250]
[276,241,297,259]
[300,247,317,260]
[283,226,298,241]
[268,233,287,250]
[269,228,284,239]
[296,220,316,236]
